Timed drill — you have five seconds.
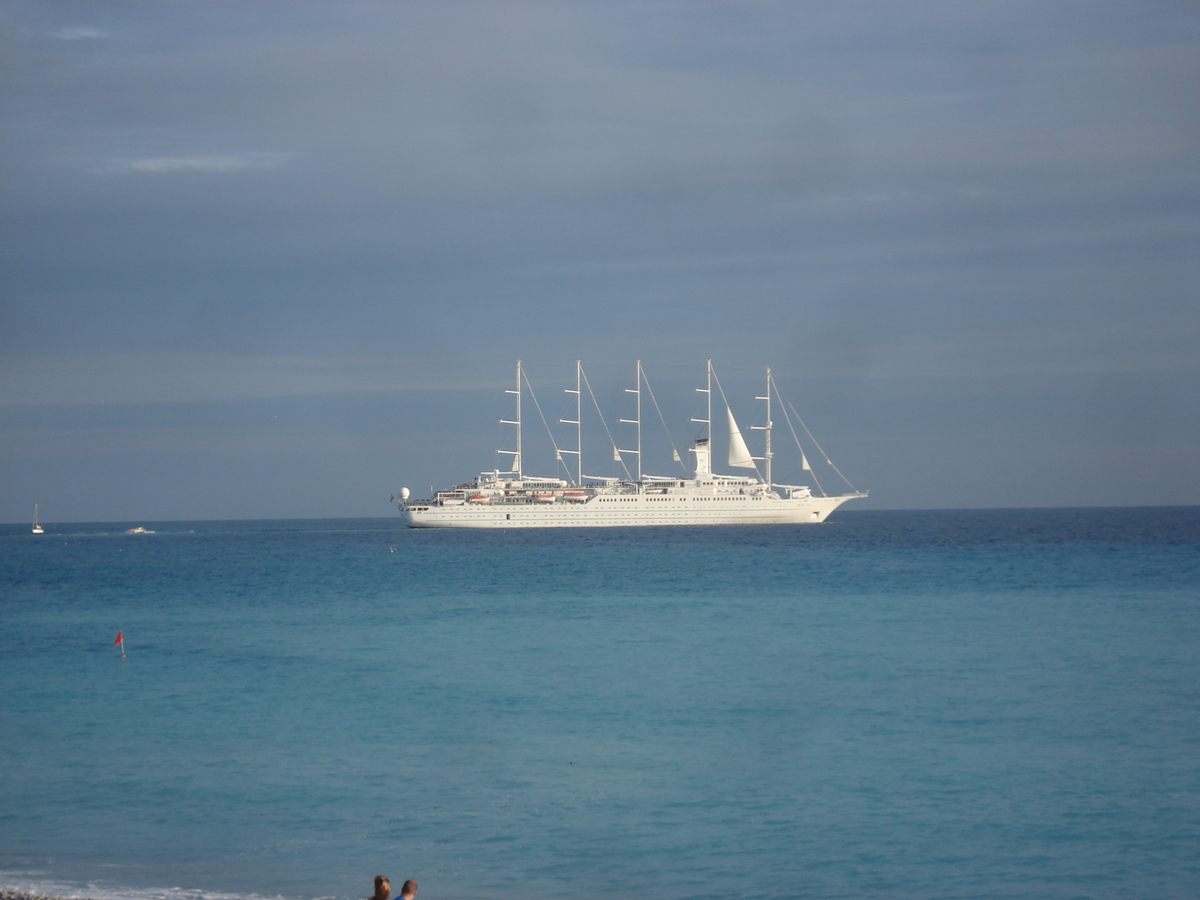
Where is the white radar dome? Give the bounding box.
[400,487,410,501]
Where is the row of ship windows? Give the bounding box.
[598,496,748,501]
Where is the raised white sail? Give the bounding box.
[726,406,755,469]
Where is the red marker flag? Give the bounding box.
[115,631,123,646]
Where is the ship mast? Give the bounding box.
[619,360,643,482]
[707,359,712,449]
[751,366,774,491]
[690,358,712,477]
[560,360,582,484]
[499,359,523,478]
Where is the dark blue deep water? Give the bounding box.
[2,509,1198,900]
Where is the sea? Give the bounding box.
[1,508,1198,900]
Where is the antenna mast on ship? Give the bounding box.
[751,367,774,491]
[619,360,643,482]
[560,360,582,484]
[690,359,713,476]
[499,359,523,478]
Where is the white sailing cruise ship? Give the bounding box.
[397,361,865,528]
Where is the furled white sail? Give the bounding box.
[726,406,755,468]
[801,451,811,472]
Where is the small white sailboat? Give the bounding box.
[32,504,44,534]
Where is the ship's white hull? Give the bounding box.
[401,492,861,528]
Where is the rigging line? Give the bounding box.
[641,365,689,474]
[580,365,633,481]
[781,392,858,493]
[773,383,826,497]
[521,368,570,481]
[709,364,764,481]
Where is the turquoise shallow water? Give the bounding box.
[1,509,1198,900]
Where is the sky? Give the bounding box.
[1,1,1197,521]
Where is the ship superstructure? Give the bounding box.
[397,361,865,528]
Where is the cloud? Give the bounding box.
[122,153,288,174]
[67,153,291,176]
[49,27,112,40]
[0,354,485,408]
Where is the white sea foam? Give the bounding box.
[0,876,320,900]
